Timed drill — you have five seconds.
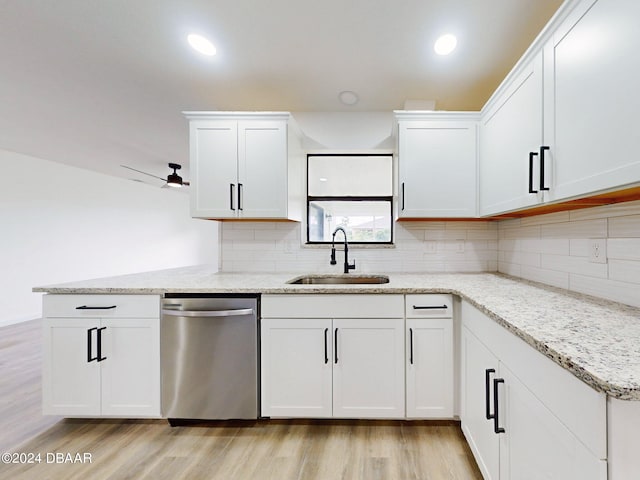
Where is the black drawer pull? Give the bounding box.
[76,305,117,310]
[540,146,550,191]
[493,378,505,434]
[528,151,538,194]
[413,305,448,310]
[485,368,495,420]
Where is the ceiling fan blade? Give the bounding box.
[120,164,166,181]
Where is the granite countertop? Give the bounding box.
[34,265,640,400]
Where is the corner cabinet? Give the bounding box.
[184,112,303,220]
[395,112,479,218]
[42,294,161,418]
[260,295,405,419]
[460,300,607,480]
[542,0,640,203]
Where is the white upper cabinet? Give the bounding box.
[542,0,640,203]
[479,53,545,216]
[186,112,303,220]
[479,0,640,216]
[396,113,478,218]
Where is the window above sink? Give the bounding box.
[306,154,393,245]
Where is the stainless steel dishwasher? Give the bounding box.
[161,294,259,424]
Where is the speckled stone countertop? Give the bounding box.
[34,265,640,400]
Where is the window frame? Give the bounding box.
[305,153,394,245]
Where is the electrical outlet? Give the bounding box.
[424,240,437,254]
[588,239,607,264]
[456,239,465,253]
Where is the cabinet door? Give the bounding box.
[238,120,288,218]
[261,318,332,417]
[190,120,239,218]
[479,53,544,216]
[332,318,404,418]
[544,0,640,202]
[406,318,453,419]
[43,318,101,416]
[498,363,607,480]
[460,326,500,480]
[398,120,477,218]
[100,318,160,417]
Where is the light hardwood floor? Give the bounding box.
[0,319,483,480]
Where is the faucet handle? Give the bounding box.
[347,259,356,271]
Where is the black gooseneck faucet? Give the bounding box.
[330,227,356,274]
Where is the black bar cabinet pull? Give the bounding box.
[528,152,538,194]
[539,145,550,191]
[493,378,505,434]
[238,183,243,210]
[413,305,448,310]
[230,183,236,211]
[97,327,107,362]
[324,328,329,364]
[334,328,339,364]
[409,328,414,365]
[87,327,98,363]
[485,368,495,420]
[401,182,405,211]
[76,305,116,310]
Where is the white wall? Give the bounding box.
[498,201,640,308]
[0,149,218,326]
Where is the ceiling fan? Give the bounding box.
[121,163,190,188]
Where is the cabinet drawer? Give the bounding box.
[44,294,160,318]
[405,295,453,318]
[262,295,404,319]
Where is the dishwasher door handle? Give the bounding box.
[162,308,255,317]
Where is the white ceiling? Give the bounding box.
[0,0,563,185]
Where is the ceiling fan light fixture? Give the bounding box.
[167,162,184,187]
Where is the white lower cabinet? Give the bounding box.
[332,318,404,418]
[498,362,605,480]
[260,295,405,418]
[406,294,454,419]
[42,295,161,418]
[260,318,332,417]
[461,301,607,480]
[261,316,404,418]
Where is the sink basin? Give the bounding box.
[287,274,390,285]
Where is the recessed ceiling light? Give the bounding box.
[319,177,328,182]
[188,34,217,56]
[434,34,457,56]
[338,91,359,106]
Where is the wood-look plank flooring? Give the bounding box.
[0,319,483,480]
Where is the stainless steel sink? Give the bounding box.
[287,274,390,285]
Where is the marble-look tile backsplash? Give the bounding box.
[220,221,499,274]
[498,200,640,308]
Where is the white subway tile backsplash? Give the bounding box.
[609,214,640,238]
[220,221,499,275]
[540,219,607,239]
[570,274,640,308]
[498,201,640,308]
[218,202,640,308]
[608,238,640,261]
[609,260,640,285]
[540,254,608,278]
[521,266,570,290]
